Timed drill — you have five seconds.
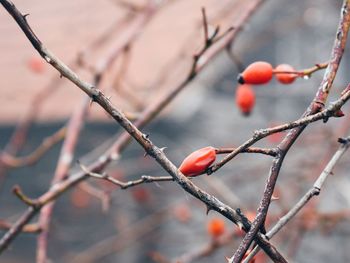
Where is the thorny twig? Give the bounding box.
[229,0,350,261]
[0,1,289,262]
[243,136,350,263]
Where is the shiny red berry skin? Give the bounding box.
[238,61,273,85]
[179,147,216,177]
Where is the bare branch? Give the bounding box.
[243,135,350,262]
[230,0,350,260]
[1,127,66,168]
[0,1,288,262]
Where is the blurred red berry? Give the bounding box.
[28,56,45,74]
[274,64,297,84]
[207,218,226,238]
[235,84,256,116]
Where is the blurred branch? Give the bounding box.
[37,96,90,263]
[0,5,138,183]
[68,203,169,263]
[230,0,350,260]
[243,135,350,263]
[0,220,41,234]
[12,185,39,207]
[173,230,237,263]
[0,127,66,168]
[78,182,111,212]
[93,1,158,84]
[0,1,289,262]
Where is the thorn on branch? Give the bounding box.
[159,147,167,153]
[338,137,350,144]
[142,133,150,140]
[206,205,212,215]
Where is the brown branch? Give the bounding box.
[173,230,237,263]
[12,185,39,208]
[0,220,41,234]
[243,135,350,262]
[0,2,288,262]
[66,201,176,263]
[0,207,38,251]
[93,2,157,84]
[0,4,136,182]
[215,147,278,157]
[0,127,66,168]
[208,85,350,175]
[201,7,209,46]
[78,182,111,212]
[36,97,90,263]
[81,163,174,189]
[229,1,350,261]
[272,61,328,77]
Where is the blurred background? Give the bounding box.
[1,0,350,262]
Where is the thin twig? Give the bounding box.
[0,2,287,262]
[229,1,350,261]
[243,136,350,262]
[0,127,66,168]
[0,1,287,261]
[80,163,174,189]
[272,61,328,77]
[0,220,41,234]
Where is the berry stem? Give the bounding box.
[272,62,328,77]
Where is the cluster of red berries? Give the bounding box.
[236,61,298,115]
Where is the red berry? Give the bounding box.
[235,84,255,116]
[238,61,273,85]
[28,57,45,74]
[274,64,297,84]
[207,218,225,238]
[179,147,216,177]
